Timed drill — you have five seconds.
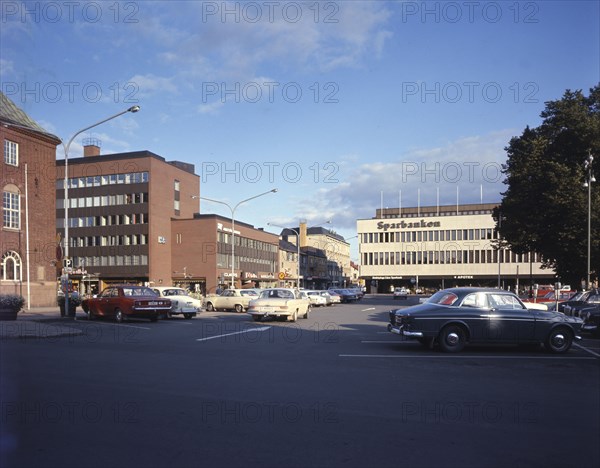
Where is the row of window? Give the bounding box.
[4,140,18,166]
[216,253,277,270]
[57,192,148,209]
[217,232,279,253]
[362,250,541,266]
[57,213,148,229]
[72,255,149,267]
[68,234,148,248]
[58,172,149,189]
[362,228,497,244]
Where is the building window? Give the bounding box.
[2,189,20,229]
[4,140,18,166]
[1,251,22,281]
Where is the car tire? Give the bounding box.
[290,309,298,322]
[235,304,244,313]
[438,324,467,353]
[87,307,94,321]
[304,305,311,319]
[115,309,124,324]
[206,303,215,312]
[183,313,193,320]
[252,315,262,322]
[544,327,573,353]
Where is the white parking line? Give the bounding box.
[84,321,152,330]
[573,343,600,358]
[361,308,376,312]
[196,326,271,342]
[339,354,596,360]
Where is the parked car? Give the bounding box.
[305,290,329,307]
[203,289,260,313]
[523,290,575,307]
[328,288,358,303]
[393,287,410,299]
[348,287,364,299]
[563,289,600,317]
[316,290,334,306]
[82,285,171,323]
[247,288,311,322]
[388,287,583,353]
[152,286,200,319]
[326,291,341,304]
[580,305,600,337]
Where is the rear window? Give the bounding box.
[427,291,459,306]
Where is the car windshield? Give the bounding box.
[240,290,258,296]
[427,291,459,306]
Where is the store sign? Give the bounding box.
[377,220,441,231]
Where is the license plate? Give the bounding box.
[148,301,158,306]
[261,307,274,313]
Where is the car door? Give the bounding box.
[97,287,115,316]
[486,292,535,342]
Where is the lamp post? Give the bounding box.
[584,153,596,290]
[62,105,140,317]
[268,220,331,289]
[193,189,278,288]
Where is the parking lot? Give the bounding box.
[1,295,599,468]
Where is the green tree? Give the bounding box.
[495,85,600,288]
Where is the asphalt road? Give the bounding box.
[1,295,599,468]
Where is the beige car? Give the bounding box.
[247,288,311,322]
[203,289,260,313]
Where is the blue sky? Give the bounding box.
[2,0,599,260]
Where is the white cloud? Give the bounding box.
[293,130,516,229]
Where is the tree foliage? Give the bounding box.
[495,85,600,287]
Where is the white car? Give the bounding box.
[393,287,410,298]
[305,290,328,307]
[247,288,311,322]
[152,287,201,319]
[203,289,260,313]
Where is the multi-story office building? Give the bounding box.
[1,92,61,306]
[55,144,199,293]
[358,203,554,293]
[171,214,279,294]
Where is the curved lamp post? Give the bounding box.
[193,189,278,288]
[63,105,141,317]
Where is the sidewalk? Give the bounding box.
[0,306,85,339]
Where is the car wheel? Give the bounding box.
[252,315,262,322]
[289,310,298,322]
[206,303,215,312]
[235,304,244,313]
[304,305,311,319]
[115,309,124,324]
[183,313,193,320]
[438,324,467,353]
[87,307,94,321]
[544,327,573,353]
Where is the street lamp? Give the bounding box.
[267,220,331,289]
[62,105,140,317]
[192,189,278,288]
[583,153,596,290]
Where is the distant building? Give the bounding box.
[171,214,279,294]
[1,92,61,306]
[358,203,554,293]
[55,145,199,294]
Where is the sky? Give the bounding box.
[1,0,599,261]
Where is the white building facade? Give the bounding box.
[357,203,555,293]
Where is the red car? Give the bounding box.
[82,285,171,323]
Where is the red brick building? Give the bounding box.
[171,214,279,295]
[1,92,61,306]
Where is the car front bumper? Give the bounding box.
[387,324,423,338]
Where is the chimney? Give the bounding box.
[82,137,101,157]
[299,219,307,248]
